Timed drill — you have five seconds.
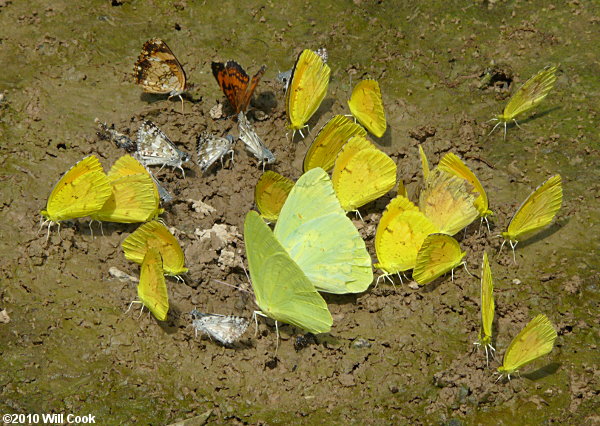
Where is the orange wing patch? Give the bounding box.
[134,38,187,97]
[211,61,266,114]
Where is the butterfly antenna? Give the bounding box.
[211,278,253,295]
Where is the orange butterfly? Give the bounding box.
[134,39,188,110]
[211,61,266,114]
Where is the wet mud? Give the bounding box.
[1,1,599,424]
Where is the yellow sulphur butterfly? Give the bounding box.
[475,251,495,364]
[438,152,493,227]
[497,314,557,381]
[122,220,188,276]
[347,79,387,138]
[108,154,164,218]
[303,115,367,172]
[286,49,330,138]
[244,210,332,335]
[136,247,169,321]
[274,168,373,294]
[501,175,562,261]
[419,168,479,236]
[332,137,397,213]
[374,202,438,284]
[40,155,112,237]
[412,233,466,285]
[490,65,558,138]
[254,171,294,222]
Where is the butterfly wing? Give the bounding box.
[42,156,112,222]
[479,251,494,346]
[498,314,557,375]
[419,169,479,236]
[374,210,438,275]
[285,49,331,131]
[91,174,158,223]
[196,133,234,172]
[500,66,557,121]
[134,38,186,96]
[122,220,188,276]
[347,79,387,137]
[438,152,492,218]
[193,315,249,345]
[375,195,420,249]
[244,211,332,334]
[503,175,562,243]
[254,171,294,222]
[107,155,163,218]
[274,168,372,294]
[332,143,397,212]
[136,121,189,168]
[412,233,465,285]
[303,115,367,172]
[241,64,266,113]
[238,112,275,166]
[137,247,169,321]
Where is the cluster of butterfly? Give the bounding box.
[40,38,563,373]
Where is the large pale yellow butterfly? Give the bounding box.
[91,155,162,223]
[497,314,557,381]
[490,65,558,139]
[501,175,562,262]
[245,210,332,336]
[412,233,466,285]
[254,171,294,222]
[474,251,495,364]
[135,247,169,321]
[303,115,366,172]
[347,79,387,138]
[40,155,112,237]
[374,197,438,284]
[419,168,479,236]
[122,220,188,277]
[332,136,397,213]
[286,49,331,139]
[438,152,493,228]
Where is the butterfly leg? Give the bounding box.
[498,238,507,256]
[513,119,522,129]
[275,320,280,351]
[462,262,473,277]
[503,122,508,141]
[125,300,142,314]
[509,240,518,264]
[176,165,186,179]
[488,119,502,136]
[353,210,364,222]
[396,272,404,285]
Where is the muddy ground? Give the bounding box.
[1,0,599,424]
